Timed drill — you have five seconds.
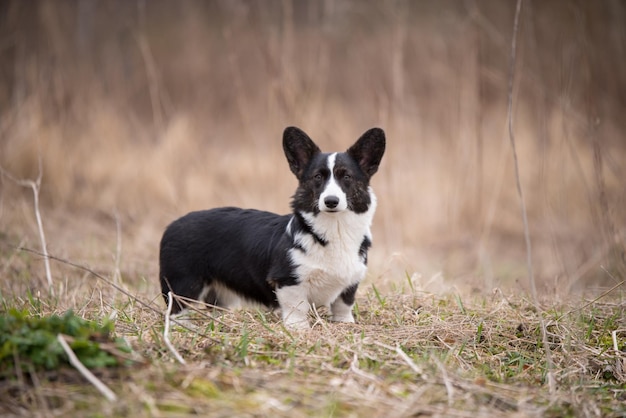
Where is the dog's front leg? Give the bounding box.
[330,284,358,323]
[275,284,310,329]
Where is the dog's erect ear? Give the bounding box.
[283,126,321,178]
[347,128,386,178]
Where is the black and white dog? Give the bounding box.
[159,126,385,329]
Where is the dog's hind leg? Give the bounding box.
[209,282,246,309]
[160,270,211,314]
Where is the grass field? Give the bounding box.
[1,1,625,417]
[0,253,624,417]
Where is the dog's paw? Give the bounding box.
[283,317,311,330]
[331,313,355,324]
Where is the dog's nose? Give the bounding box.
[324,196,340,209]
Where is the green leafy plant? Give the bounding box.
[0,308,131,377]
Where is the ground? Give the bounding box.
[0,246,624,417]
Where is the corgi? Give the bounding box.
[159,126,385,329]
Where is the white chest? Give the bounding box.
[288,209,373,307]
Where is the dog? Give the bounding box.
[159,126,385,329]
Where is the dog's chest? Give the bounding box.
[288,212,370,305]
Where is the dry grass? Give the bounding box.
[1,1,625,417]
[0,259,624,417]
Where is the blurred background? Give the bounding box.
[0,1,624,298]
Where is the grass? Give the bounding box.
[0,260,624,417]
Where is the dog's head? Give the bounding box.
[283,126,385,215]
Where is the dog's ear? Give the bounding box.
[283,126,321,178]
[347,128,386,178]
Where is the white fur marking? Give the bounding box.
[211,282,245,309]
[201,283,265,310]
[319,153,348,212]
[197,285,212,304]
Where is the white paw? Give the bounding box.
[283,317,311,330]
[330,299,355,323]
[331,313,355,323]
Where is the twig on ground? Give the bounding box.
[57,334,117,402]
[348,353,380,383]
[164,291,187,365]
[395,345,427,379]
[373,341,428,380]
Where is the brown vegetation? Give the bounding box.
[1,1,624,291]
[0,1,624,416]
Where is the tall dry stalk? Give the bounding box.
[0,158,54,294]
[576,2,624,281]
[505,0,556,393]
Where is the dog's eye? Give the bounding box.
[314,173,323,181]
[343,174,352,181]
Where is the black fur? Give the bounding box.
[339,284,359,306]
[359,236,372,265]
[160,208,291,312]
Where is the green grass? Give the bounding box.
[0,308,131,373]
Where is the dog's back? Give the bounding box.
[159,208,292,312]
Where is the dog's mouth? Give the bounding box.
[320,207,345,214]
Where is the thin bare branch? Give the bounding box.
[113,210,122,285]
[506,0,556,394]
[57,334,117,402]
[507,0,533,303]
[561,276,625,319]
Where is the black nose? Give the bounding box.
[324,196,340,209]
